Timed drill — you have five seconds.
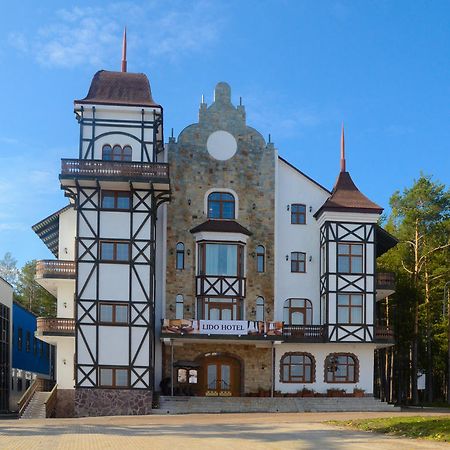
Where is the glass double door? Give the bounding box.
[201,356,240,396]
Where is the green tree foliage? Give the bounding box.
[0,252,20,287]
[377,174,450,403]
[15,260,56,317]
[0,254,56,317]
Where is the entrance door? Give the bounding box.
[201,355,240,397]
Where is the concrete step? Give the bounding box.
[20,392,51,420]
[154,396,398,414]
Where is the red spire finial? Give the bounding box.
[340,122,346,172]
[121,27,127,72]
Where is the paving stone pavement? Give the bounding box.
[0,411,449,449]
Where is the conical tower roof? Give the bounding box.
[315,126,383,217]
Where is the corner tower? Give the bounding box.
[315,127,383,343]
[60,46,170,416]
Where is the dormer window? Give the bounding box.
[102,144,132,161]
[207,192,235,219]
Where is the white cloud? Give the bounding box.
[8,1,225,69]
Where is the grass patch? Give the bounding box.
[328,416,450,442]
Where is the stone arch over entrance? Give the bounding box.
[195,352,243,397]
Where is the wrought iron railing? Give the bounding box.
[282,325,326,342]
[61,159,169,180]
[376,272,395,290]
[36,318,75,336]
[36,260,76,279]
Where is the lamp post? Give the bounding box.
[444,281,450,405]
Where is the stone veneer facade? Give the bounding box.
[74,389,152,417]
[163,82,276,395]
[163,343,272,394]
[165,82,275,320]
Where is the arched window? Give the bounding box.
[176,242,185,270]
[102,144,133,161]
[256,245,265,273]
[283,299,312,325]
[280,352,315,383]
[325,353,358,383]
[102,144,112,160]
[175,294,184,319]
[255,297,265,321]
[207,192,235,219]
[122,145,132,161]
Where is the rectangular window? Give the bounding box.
[337,294,363,324]
[101,191,131,210]
[291,252,306,273]
[100,241,130,261]
[337,243,363,274]
[33,337,37,355]
[199,297,243,320]
[291,204,306,224]
[199,243,243,277]
[99,367,130,388]
[17,327,22,351]
[26,331,31,352]
[99,303,129,325]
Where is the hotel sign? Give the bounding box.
[162,319,283,336]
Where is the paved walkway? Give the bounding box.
[0,411,449,449]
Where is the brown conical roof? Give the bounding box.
[315,171,383,217]
[75,70,159,107]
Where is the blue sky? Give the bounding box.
[0,0,449,267]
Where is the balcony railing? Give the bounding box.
[36,260,76,279]
[376,272,395,290]
[374,325,395,343]
[61,159,169,180]
[196,275,246,298]
[282,325,327,342]
[36,318,75,336]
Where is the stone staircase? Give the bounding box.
[154,396,398,414]
[20,391,51,419]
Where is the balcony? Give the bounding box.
[282,325,327,342]
[60,159,170,190]
[36,260,76,280]
[36,318,75,337]
[196,275,246,298]
[376,272,396,300]
[35,260,76,296]
[374,325,395,344]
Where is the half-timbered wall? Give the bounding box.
[75,184,156,390]
[320,218,377,342]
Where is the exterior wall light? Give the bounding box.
[63,302,67,308]
[169,305,174,312]
[309,255,312,262]
[286,205,290,211]
[187,249,191,256]
[309,206,313,212]
[285,255,289,261]
[188,199,191,206]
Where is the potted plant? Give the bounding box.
[353,387,365,397]
[301,387,314,397]
[327,388,345,397]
